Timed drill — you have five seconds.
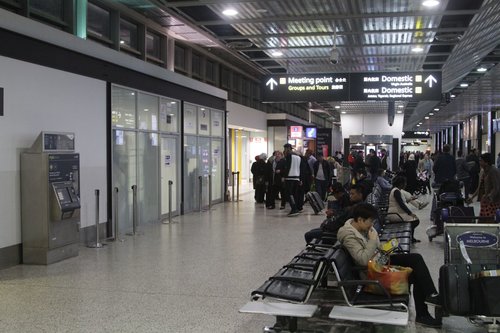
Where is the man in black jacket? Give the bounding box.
[433,145,456,185]
[313,153,332,200]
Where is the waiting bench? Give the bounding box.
[328,247,410,326]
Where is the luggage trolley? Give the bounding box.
[439,211,500,332]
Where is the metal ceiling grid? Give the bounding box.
[442,0,500,92]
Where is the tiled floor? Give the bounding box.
[0,190,492,332]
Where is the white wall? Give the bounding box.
[340,113,404,143]
[226,101,267,131]
[0,55,107,248]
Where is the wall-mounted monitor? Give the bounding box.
[305,127,317,138]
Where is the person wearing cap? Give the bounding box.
[251,153,267,203]
[283,143,305,217]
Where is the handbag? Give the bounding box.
[365,260,413,295]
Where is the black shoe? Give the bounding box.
[425,293,442,307]
[279,206,285,210]
[412,238,421,243]
[415,314,442,328]
[287,211,299,217]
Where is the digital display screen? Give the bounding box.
[56,188,72,204]
[43,132,75,151]
[305,127,317,138]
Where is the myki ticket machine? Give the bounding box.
[21,132,80,264]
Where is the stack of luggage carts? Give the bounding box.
[427,179,464,241]
[438,222,500,331]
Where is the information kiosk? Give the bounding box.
[21,132,80,264]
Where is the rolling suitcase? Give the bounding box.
[439,264,472,316]
[306,191,324,215]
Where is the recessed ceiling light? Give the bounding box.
[419,122,422,125]
[450,94,456,98]
[416,124,421,127]
[422,0,440,7]
[429,112,434,115]
[335,105,340,109]
[120,40,125,44]
[271,50,283,57]
[398,105,404,108]
[477,67,487,72]
[434,108,439,111]
[222,8,238,16]
[460,83,469,88]
[341,111,347,114]
[425,116,429,119]
[397,111,402,114]
[411,46,424,53]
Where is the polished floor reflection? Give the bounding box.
[0,190,489,332]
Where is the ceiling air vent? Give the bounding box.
[227,41,253,49]
[434,33,462,42]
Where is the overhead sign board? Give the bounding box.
[263,74,349,102]
[262,72,442,102]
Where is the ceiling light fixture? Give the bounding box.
[450,94,456,98]
[422,0,440,7]
[411,46,424,53]
[397,111,402,114]
[335,105,340,109]
[429,112,434,116]
[271,50,283,57]
[341,111,347,114]
[460,83,469,88]
[434,108,439,111]
[425,116,429,119]
[477,67,487,72]
[222,8,238,16]
[398,105,404,108]
[416,124,421,127]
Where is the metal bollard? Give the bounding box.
[198,176,203,212]
[113,187,124,242]
[87,189,103,248]
[127,185,141,236]
[236,171,240,202]
[208,174,212,210]
[231,172,236,202]
[163,180,178,224]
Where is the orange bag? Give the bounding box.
[365,260,413,295]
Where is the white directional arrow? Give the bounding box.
[266,78,278,90]
[424,75,437,88]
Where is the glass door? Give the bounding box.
[112,129,137,233]
[183,135,199,213]
[160,135,179,216]
[199,137,210,209]
[137,132,159,224]
[211,138,223,202]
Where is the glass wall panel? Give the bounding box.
[160,136,178,216]
[138,92,159,130]
[120,18,138,50]
[87,2,110,39]
[112,130,136,234]
[184,135,199,212]
[159,98,179,133]
[137,132,159,224]
[146,30,161,59]
[211,139,223,202]
[112,87,136,128]
[30,0,64,20]
[211,110,223,137]
[198,107,210,136]
[184,103,197,134]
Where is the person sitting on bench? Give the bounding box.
[304,184,365,244]
[387,176,421,243]
[337,203,442,328]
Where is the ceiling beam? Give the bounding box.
[193,10,479,26]
[238,41,456,52]
[250,53,451,62]
[218,27,467,40]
